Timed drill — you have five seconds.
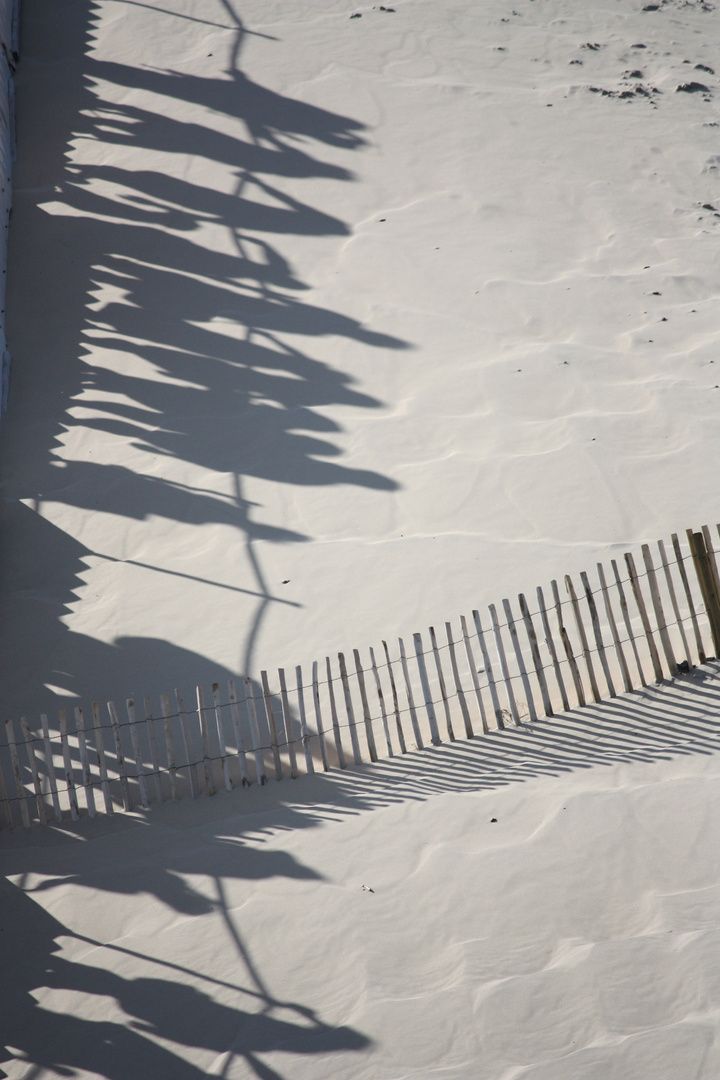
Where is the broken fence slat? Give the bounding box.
[244,677,268,784]
[446,622,473,736]
[277,669,299,779]
[338,652,362,765]
[212,682,233,792]
[672,533,706,664]
[471,609,502,729]
[325,657,347,767]
[175,689,199,799]
[459,615,483,735]
[196,684,215,796]
[260,672,283,782]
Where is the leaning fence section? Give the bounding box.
[3,525,720,830]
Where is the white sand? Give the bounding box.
[3,669,720,1078]
[2,0,720,714]
[3,1,720,1076]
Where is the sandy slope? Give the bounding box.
[3,669,720,1078]
[1,0,720,716]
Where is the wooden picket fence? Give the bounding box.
[3,524,720,830]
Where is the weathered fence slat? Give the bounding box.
[338,652,362,765]
[160,693,179,801]
[489,604,520,725]
[625,552,664,682]
[107,702,131,812]
[144,695,163,804]
[369,647,393,756]
[40,712,63,822]
[59,709,80,821]
[536,586,569,711]
[687,530,720,655]
[399,637,424,749]
[565,575,601,703]
[471,610,503,728]
[228,679,251,786]
[429,626,454,741]
[642,544,678,677]
[74,706,96,819]
[596,564,632,693]
[611,560,646,687]
[21,718,47,825]
[551,580,585,706]
[260,674,282,782]
[383,641,407,753]
[260,673,281,783]
[325,657,347,767]
[6,718,30,827]
[175,690,199,799]
[126,700,149,810]
[0,755,13,828]
[312,661,330,771]
[502,598,537,722]
[447,622,473,737]
[672,533,705,664]
[196,684,215,795]
[413,634,442,746]
[258,674,279,783]
[91,702,113,814]
[212,682,233,792]
[354,649,379,761]
[518,594,553,717]
[277,669,298,779]
[295,666,314,775]
[244,677,268,784]
[579,572,616,698]
[657,540,692,668]
[459,615,483,735]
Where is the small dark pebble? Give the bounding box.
[677,82,710,93]
[625,70,644,78]
[696,64,715,74]
[678,661,690,673]
[569,59,582,65]
[702,203,717,210]
[581,42,601,50]
[642,4,660,10]
[350,11,362,17]
[631,43,646,48]
[378,4,396,10]
[490,818,498,823]
[660,316,667,321]
[379,218,386,221]
[282,579,290,584]
[651,291,661,295]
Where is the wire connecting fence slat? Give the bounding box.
[4,524,720,829]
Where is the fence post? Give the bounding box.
[687,530,720,656]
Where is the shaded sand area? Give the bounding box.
[3,666,720,1078]
[2,0,720,718]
